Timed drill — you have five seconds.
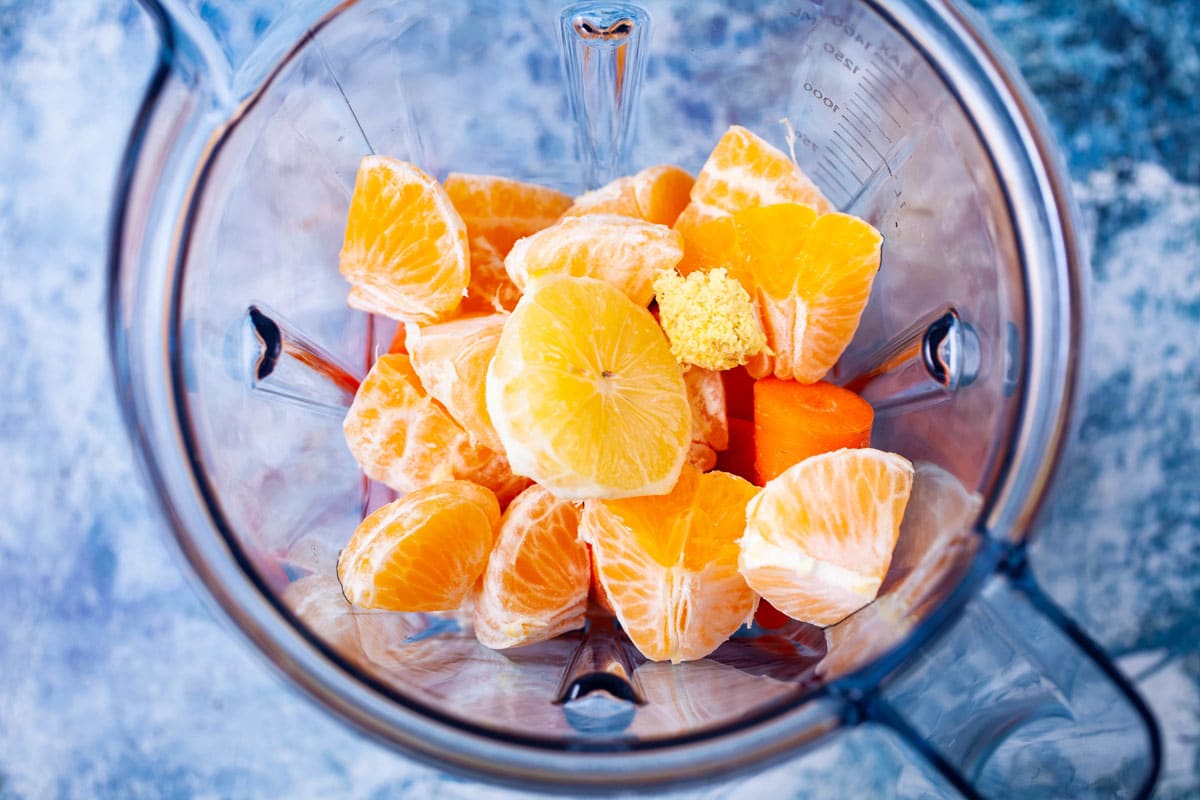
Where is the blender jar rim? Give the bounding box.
[108,0,1086,788]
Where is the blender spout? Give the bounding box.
[832,306,981,416]
[557,1,651,189]
[242,304,361,416]
[555,614,645,706]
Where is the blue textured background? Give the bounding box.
[1,1,1198,797]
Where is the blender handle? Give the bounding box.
[862,551,1162,799]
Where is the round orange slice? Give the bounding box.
[473,484,590,649]
[339,156,468,323]
[739,448,914,627]
[338,480,500,612]
[581,466,759,662]
[504,214,683,306]
[486,275,690,499]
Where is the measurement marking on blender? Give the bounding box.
[813,161,843,190]
[834,129,873,170]
[827,145,866,184]
[817,157,855,196]
[856,75,890,108]
[840,115,888,163]
[870,50,913,84]
[871,57,922,106]
[859,72,911,119]
[862,69,911,115]
[851,84,902,128]
[845,99,894,142]
[830,145,864,180]
[834,120,870,153]
[817,154,854,191]
[820,171,855,203]
[837,117,869,148]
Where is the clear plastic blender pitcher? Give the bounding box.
[109,0,1162,795]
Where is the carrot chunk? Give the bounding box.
[753,379,873,483]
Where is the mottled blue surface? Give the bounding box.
[1,0,1198,797]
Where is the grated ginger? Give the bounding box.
[653,268,769,371]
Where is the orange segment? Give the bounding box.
[504,214,683,306]
[405,313,507,453]
[462,236,522,313]
[338,481,500,611]
[563,164,694,226]
[678,203,881,383]
[587,543,615,614]
[443,173,572,255]
[343,353,530,505]
[678,125,832,228]
[633,166,696,227]
[581,466,759,662]
[737,205,882,382]
[339,156,468,323]
[473,485,589,649]
[817,462,982,680]
[739,448,914,627]
[486,275,690,500]
[683,367,728,471]
[676,213,736,277]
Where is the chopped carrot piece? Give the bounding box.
[753,379,873,483]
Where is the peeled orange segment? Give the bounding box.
[680,125,832,225]
[405,313,507,453]
[738,205,882,382]
[504,214,684,306]
[473,484,590,650]
[581,466,759,662]
[462,236,522,313]
[587,543,615,615]
[343,353,530,504]
[816,462,982,680]
[486,275,690,500]
[563,164,694,227]
[338,481,501,612]
[339,156,469,323]
[443,173,572,255]
[675,214,736,277]
[671,202,881,383]
[739,448,914,627]
[683,367,729,471]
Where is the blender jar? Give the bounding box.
[109,0,1161,796]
